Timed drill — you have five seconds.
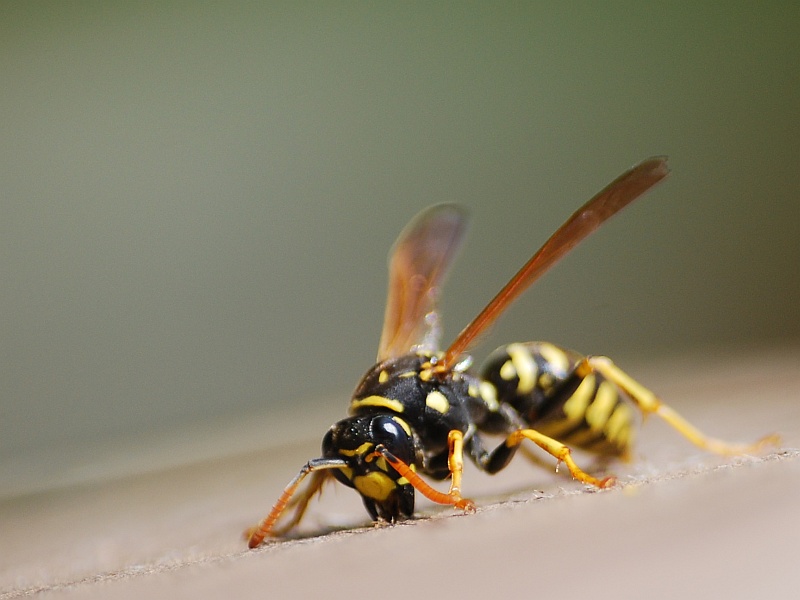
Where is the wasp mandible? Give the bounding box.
[247,157,777,547]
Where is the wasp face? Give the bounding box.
[322,414,419,522]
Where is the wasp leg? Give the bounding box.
[269,470,331,537]
[374,436,476,513]
[247,457,347,548]
[447,430,466,498]
[586,356,781,455]
[484,428,616,488]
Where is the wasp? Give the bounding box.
[247,156,777,547]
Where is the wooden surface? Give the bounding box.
[2,346,799,599]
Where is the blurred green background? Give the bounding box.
[2,3,798,496]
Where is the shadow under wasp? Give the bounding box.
[247,156,778,547]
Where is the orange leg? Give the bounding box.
[447,429,466,498]
[503,428,616,488]
[374,435,476,513]
[247,458,346,548]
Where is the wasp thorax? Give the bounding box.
[352,353,441,394]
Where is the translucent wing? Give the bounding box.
[441,156,670,370]
[377,204,469,361]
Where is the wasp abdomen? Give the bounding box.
[480,342,636,455]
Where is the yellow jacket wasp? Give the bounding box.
[247,156,777,547]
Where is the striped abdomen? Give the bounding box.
[480,342,637,456]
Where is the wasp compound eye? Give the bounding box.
[368,415,416,464]
[321,416,416,475]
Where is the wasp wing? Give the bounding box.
[377,204,469,361]
[442,156,670,369]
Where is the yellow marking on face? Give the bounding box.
[338,442,374,457]
[506,343,538,394]
[376,456,389,472]
[468,384,478,397]
[378,370,389,384]
[585,380,618,432]
[354,472,396,501]
[350,395,404,413]
[425,390,450,414]
[418,369,433,382]
[479,381,500,411]
[398,371,417,378]
[392,416,412,437]
[339,466,353,480]
[395,459,417,486]
[537,342,571,376]
[562,374,596,423]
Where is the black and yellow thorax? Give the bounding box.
[348,351,490,461]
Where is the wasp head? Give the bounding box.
[322,414,420,522]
